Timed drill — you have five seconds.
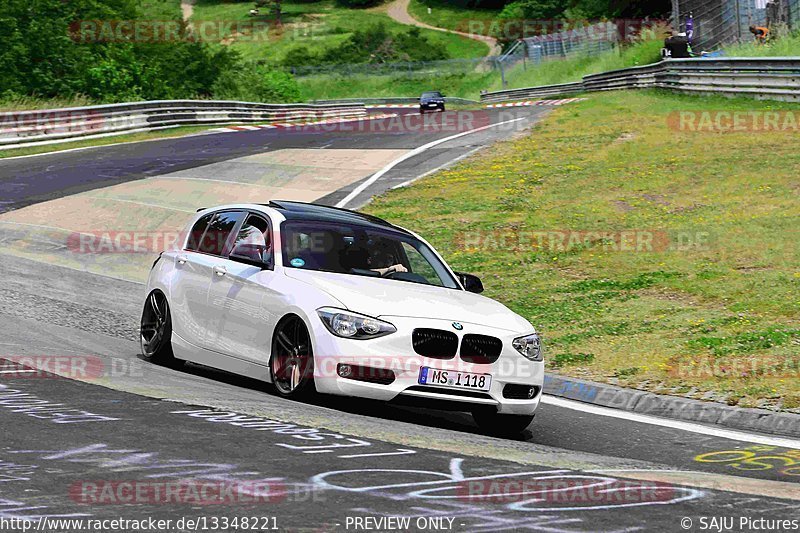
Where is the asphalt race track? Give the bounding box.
[1,107,798,532]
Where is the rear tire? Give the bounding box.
[270,316,315,399]
[140,290,178,366]
[472,410,534,437]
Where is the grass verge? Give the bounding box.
[491,36,664,92]
[722,31,800,57]
[364,89,800,411]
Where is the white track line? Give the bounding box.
[542,396,800,449]
[391,145,485,190]
[335,116,528,208]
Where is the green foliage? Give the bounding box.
[0,0,299,103]
[213,64,301,102]
[498,0,563,20]
[283,24,449,67]
[687,328,800,357]
[551,352,596,367]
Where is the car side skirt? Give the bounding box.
[171,331,273,383]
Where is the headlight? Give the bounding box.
[317,308,396,339]
[512,333,542,361]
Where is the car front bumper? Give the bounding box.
[309,316,544,415]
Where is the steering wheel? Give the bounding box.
[381,266,399,278]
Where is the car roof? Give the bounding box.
[199,201,410,235]
[267,200,410,233]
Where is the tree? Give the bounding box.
[255,0,282,26]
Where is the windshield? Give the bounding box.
[280,220,459,289]
[421,92,442,98]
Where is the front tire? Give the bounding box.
[140,290,177,366]
[270,316,315,398]
[472,409,534,437]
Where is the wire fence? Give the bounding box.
[286,21,643,80]
[284,55,530,79]
[674,0,800,51]
[521,21,621,63]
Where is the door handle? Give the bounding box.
[213,265,227,277]
[176,254,188,265]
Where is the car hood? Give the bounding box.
[284,269,532,333]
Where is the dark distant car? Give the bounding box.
[420,91,446,114]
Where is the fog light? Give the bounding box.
[337,364,353,378]
[502,384,540,400]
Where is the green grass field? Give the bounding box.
[407,0,500,35]
[364,89,800,411]
[190,0,488,63]
[139,0,183,20]
[296,68,495,100]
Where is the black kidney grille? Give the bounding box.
[412,329,458,359]
[460,334,503,364]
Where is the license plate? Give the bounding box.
[418,367,491,392]
[427,103,438,106]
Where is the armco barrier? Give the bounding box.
[481,57,800,103]
[0,100,367,149]
[312,97,480,106]
[480,82,584,103]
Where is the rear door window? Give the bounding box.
[185,214,212,251]
[197,211,245,257]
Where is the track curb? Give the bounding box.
[543,374,800,440]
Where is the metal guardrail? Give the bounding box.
[480,82,585,103]
[480,57,800,103]
[312,97,480,106]
[0,100,367,149]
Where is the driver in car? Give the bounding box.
[367,241,408,276]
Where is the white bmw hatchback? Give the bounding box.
[141,201,544,434]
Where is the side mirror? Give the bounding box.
[229,244,271,270]
[456,272,484,294]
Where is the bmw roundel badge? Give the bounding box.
[452,322,464,331]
